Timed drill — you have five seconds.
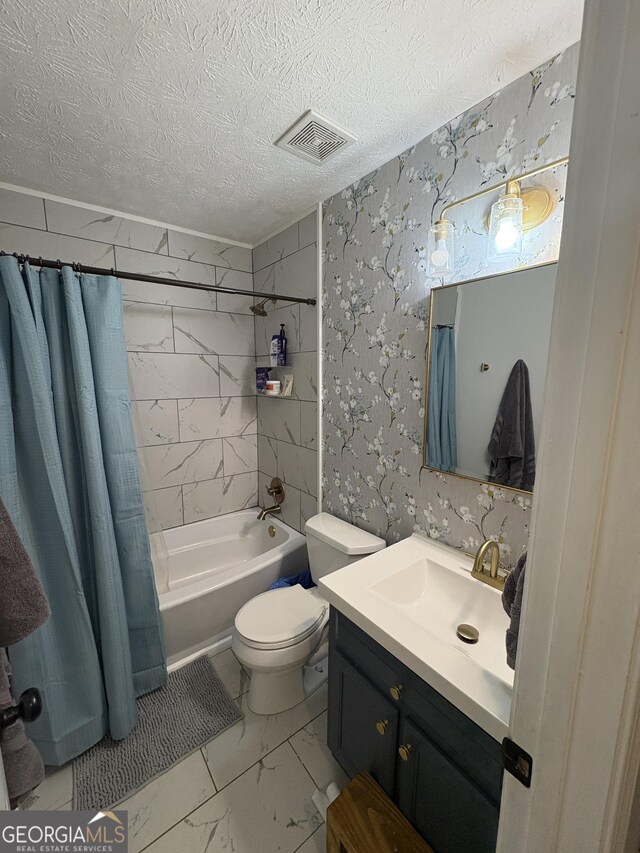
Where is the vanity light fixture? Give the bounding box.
[434,157,567,270]
[487,181,524,263]
[427,217,456,279]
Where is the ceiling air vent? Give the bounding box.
[275,110,356,164]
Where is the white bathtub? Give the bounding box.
[151,509,307,667]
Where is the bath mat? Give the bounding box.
[72,655,242,810]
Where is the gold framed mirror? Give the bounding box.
[422,261,558,494]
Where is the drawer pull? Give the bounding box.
[389,684,403,701]
[376,719,389,736]
[398,743,412,762]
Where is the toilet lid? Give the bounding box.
[235,586,327,649]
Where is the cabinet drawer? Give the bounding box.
[328,647,399,797]
[396,718,499,853]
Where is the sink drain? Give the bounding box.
[456,623,479,644]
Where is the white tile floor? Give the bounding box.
[21,647,347,853]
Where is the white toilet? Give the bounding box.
[232,512,386,715]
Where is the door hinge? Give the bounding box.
[501,737,533,788]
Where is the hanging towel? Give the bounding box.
[502,552,527,669]
[487,359,536,491]
[0,497,50,804]
[0,498,50,647]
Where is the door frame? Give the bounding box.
[497,0,640,849]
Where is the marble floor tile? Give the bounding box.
[118,750,215,853]
[289,711,350,792]
[20,763,72,811]
[294,825,326,853]
[144,742,321,853]
[202,684,327,790]
[209,648,250,701]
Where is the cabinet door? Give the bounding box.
[396,718,499,853]
[328,648,399,796]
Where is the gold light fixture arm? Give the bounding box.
[439,156,569,226]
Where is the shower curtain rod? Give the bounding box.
[0,252,317,306]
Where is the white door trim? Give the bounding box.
[497,0,640,849]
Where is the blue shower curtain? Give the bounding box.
[0,257,166,765]
[427,325,458,473]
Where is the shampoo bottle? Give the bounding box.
[269,332,279,367]
[277,324,287,366]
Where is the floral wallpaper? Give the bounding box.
[322,44,579,569]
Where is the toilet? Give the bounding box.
[232,512,386,715]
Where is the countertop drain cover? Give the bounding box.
[456,623,479,644]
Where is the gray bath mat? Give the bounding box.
[73,655,242,810]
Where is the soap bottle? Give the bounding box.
[277,324,287,366]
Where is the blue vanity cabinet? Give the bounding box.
[329,647,399,796]
[328,608,503,853]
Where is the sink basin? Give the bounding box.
[318,533,514,741]
[369,557,508,681]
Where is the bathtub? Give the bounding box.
[151,509,307,668]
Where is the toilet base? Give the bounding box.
[246,655,329,715]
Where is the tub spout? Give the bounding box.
[258,505,282,521]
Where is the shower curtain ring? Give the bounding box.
[56,259,62,269]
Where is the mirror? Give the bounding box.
[423,262,557,493]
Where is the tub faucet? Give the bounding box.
[257,504,282,521]
[258,477,285,521]
[471,539,504,590]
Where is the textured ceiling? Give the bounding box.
[0,0,583,244]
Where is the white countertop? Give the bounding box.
[318,534,513,742]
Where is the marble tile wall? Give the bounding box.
[254,211,320,532]
[0,188,256,532]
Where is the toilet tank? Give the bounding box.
[304,513,386,583]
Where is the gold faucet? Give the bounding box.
[257,504,282,521]
[471,539,504,590]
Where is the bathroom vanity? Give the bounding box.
[318,534,513,852]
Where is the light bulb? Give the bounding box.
[494,219,519,251]
[430,239,449,269]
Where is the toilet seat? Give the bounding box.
[234,585,328,651]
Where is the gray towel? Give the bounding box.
[0,497,50,647]
[1,649,45,806]
[488,360,536,491]
[502,552,527,669]
[0,497,50,805]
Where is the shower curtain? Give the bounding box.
[427,325,457,473]
[0,257,166,765]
